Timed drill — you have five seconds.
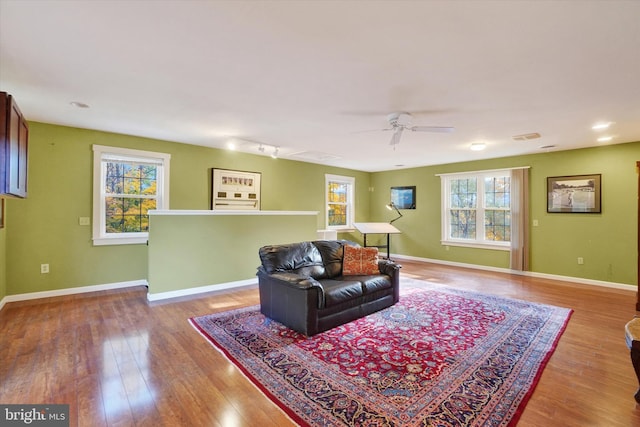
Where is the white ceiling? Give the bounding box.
[1,0,639,172]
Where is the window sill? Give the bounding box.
[441,240,510,251]
[93,236,148,246]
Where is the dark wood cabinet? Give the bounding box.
[0,92,29,198]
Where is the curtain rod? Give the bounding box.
[435,166,530,177]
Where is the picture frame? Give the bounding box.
[211,168,261,210]
[547,174,601,213]
[390,186,416,209]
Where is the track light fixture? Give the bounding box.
[224,138,280,159]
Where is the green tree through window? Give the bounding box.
[327,181,348,226]
[93,145,170,246]
[105,162,158,233]
[325,174,354,229]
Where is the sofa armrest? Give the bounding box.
[267,272,322,290]
[378,259,402,276]
[257,269,325,335]
[378,260,401,303]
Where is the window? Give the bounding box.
[93,145,170,245]
[440,169,511,249]
[325,174,355,230]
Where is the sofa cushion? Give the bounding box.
[342,245,379,275]
[358,275,392,294]
[319,279,364,308]
[258,242,326,278]
[312,240,346,278]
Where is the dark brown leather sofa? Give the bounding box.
[257,240,401,336]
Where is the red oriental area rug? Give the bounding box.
[189,279,572,426]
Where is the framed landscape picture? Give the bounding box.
[547,174,601,213]
[391,186,416,209]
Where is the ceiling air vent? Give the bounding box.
[512,132,541,141]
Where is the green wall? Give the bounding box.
[4,122,370,296]
[147,213,319,296]
[2,121,638,299]
[371,141,640,285]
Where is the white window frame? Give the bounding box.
[439,169,511,251]
[325,174,355,231]
[92,145,170,246]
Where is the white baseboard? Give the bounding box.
[0,279,148,312]
[391,253,636,291]
[147,279,257,302]
[1,256,634,312]
[0,277,259,310]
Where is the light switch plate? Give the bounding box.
[79,217,90,226]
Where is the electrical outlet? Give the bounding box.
[577,257,584,265]
[532,219,539,227]
[40,263,49,274]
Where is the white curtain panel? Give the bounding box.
[510,168,530,271]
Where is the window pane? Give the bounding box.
[122,163,140,178]
[485,210,511,241]
[105,196,155,233]
[328,204,347,226]
[449,209,476,239]
[141,179,156,195]
[105,197,123,213]
[105,161,158,196]
[485,176,510,208]
[451,178,477,208]
[141,198,156,214]
[103,160,158,234]
[328,182,348,203]
[140,165,156,179]
[123,177,141,195]
[105,163,124,194]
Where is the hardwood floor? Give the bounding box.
[1,260,639,426]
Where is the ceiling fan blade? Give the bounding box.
[389,128,404,146]
[410,126,455,133]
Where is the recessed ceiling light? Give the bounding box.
[69,101,90,108]
[597,136,613,142]
[470,142,486,151]
[591,122,611,130]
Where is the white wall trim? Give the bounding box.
[0,279,148,311]
[391,253,636,291]
[149,210,318,216]
[2,255,633,311]
[147,279,257,302]
[0,278,258,311]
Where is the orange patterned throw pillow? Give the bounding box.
[342,245,380,276]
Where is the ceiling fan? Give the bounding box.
[382,112,454,147]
